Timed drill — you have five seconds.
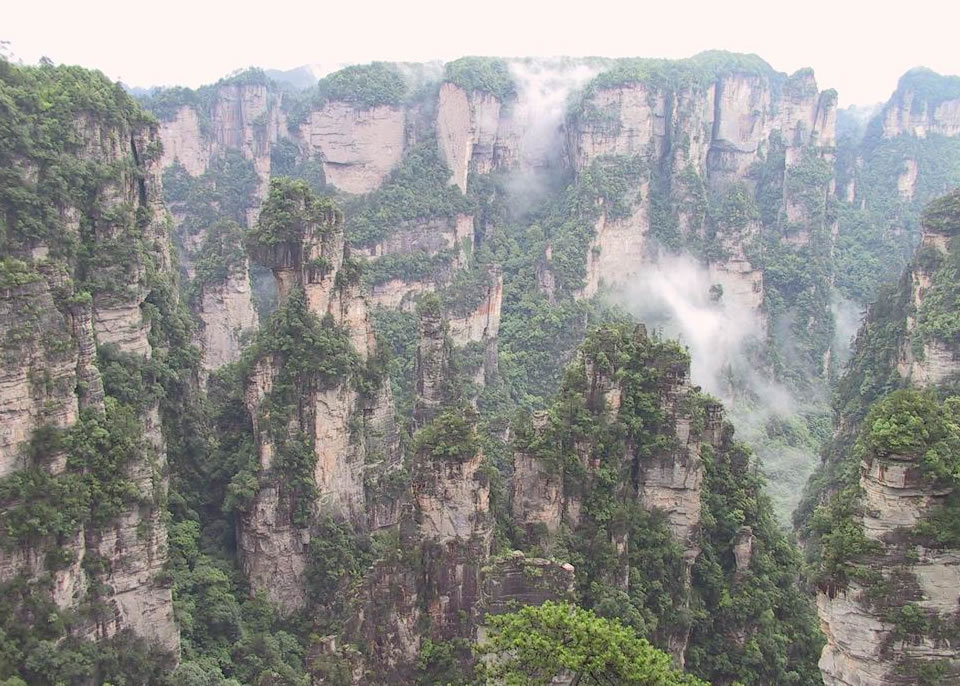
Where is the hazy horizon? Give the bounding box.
[6,0,960,106]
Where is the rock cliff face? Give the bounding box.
[898,218,960,387]
[158,82,286,207]
[322,303,573,683]
[449,266,503,344]
[195,267,259,373]
[362,213,475,309]
[156,85,278,372]
[237,182,402,613]
[810,191,960,685]
[298,102,406,194]
[413,431,493,634]
[0,95,179,655]
[510,325,725,663]
[817,449,960,686]
[834,69,960,304]
[568,66,836,322]
[437,83,507,192]
[881,70,960,140]
[156,83,407,199]
[153,80,417,374]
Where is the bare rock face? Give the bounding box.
[482,551,576,615]
[344,560,423,680]
[88,430,178,654]
[414,306,451,427]
[897,159,920,201]
[360,213,475,310]
[448,266,503,345]
[158,83,286,200]
[638,364,708,551]
[580,200,649,299]
[437,83,505,193]
[158,105,211,176]
[436,62,604,193]
[356,214,474,262]
[732,526,755,574]
[0,278,81,478]
[512,412,563,537]
[238,482,311,612]
[413,419,493,636]
[414,447,492,546]
[570,83,669,172]
[298,102,406,194]
[817,587,894,686]
[369,278,436,311]
[196,267,259,374]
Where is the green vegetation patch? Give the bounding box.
[894,68,960,111]
[413,408,480,462]
[245,177,341,252]
[443,57,516,100]
[316,62,409,109]
[581,50,783,96]
[346,142,472,247]
[479,602,707,685]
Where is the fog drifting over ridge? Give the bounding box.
[608,254,860,521]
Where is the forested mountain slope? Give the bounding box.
[141,56,960,521]
[2,49,960,686]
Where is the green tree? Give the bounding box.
[479,602,708,685]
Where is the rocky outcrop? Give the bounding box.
[580,201,649,298]
[638,364,711,551]
[356,214,474,262]
[0,277,81,478]
[435,61,599,193]
[196,267,259,374]
[509,325,724,663]
[414,440,493,634]
[881,70,960,140]
[817,445,960,685]
[0,110,179,655]
[813,191,960,685]
[369,278,436,310]
[448,266,503,345]
[360,214,475,310]
[481,552,576,616]
[568,65,836,322]
[413,304,451,427]
[511,411,563,536]
[158,106,210,176]
[87,411,178,654]
[298,102,406,194]
[155,84,281,371]
[897,216,960,387]
[437,83,506,193]
[237,184,402,613]
[158,83,286,203]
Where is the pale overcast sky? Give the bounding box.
[5,0,960,105]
